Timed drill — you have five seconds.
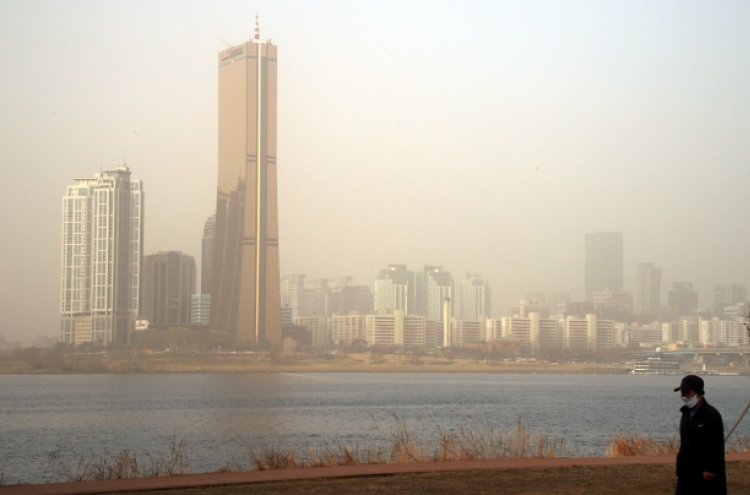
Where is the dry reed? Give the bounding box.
[241,415,578,471]
[44,435,190,482]
[33,419,750,484]
[607,433,750,457]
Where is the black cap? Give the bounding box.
[674,375,704,395]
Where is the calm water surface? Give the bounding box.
[1,372,749,484]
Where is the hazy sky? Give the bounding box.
[1,1,749,341]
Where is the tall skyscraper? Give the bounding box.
[460,274,491,321]
[201,214,215,295]
[585,232,623,301]
[140,251,196,325]
[60,165,143,345]
[211,18,281,349]
[635,262,662,314]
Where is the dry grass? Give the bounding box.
[607,432,750,457]
[45,435,190,482]
[239,416,578,471]
[606,433,678,456]
[727,435,750,453]
[28,419,750,485]
[0,458,7,486]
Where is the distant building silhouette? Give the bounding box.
[585,232,623,301]
[668,282,698,317]
[635,262,661,314]
[140,251,196,325]
[460,274,491,321]
[714,284,747,308]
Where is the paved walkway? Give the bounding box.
[3,453,750,495]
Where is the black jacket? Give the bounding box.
[676,399,726,487]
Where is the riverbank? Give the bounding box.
[0,351,636,375]
[4,456,750,495]
[4,348,748,375]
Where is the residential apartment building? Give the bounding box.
[294,315,330,350]
[375,265,414,315]
[60,165,143,345]
[460,274,491,321]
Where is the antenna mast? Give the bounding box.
[254,12,260,40]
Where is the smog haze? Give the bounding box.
[1,0,749,341]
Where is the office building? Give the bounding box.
[460,274,491,321]
[190,294,211,325]
[714,284,747,308]
[585,232,623,301]
[668,282,699,317]
[635,262,661,314]
[140,251,196,325]
[201,214,215,295]
[60,165,143,345]
[211,18,282,349]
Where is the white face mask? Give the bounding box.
[682,395,700,408]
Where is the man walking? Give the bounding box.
[674,375,726,495]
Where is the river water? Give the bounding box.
[1,372,749,484]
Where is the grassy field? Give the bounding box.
[116,461,750,495]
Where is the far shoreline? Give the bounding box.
[3,350,747,376]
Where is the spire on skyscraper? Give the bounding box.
[255,12,259,40]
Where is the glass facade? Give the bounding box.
[211,37,281,349]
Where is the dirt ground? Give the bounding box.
[119,461,750,495]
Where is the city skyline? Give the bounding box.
[2,2,750,341]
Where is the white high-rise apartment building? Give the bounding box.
[422,266,453,322]
[460,274,491,321]
[60,165,143,345]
